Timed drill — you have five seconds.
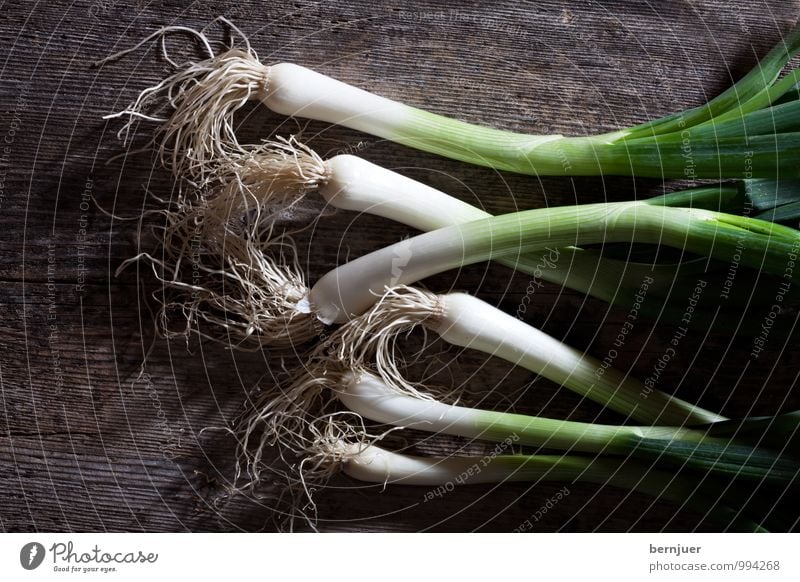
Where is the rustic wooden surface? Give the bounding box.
[2,0,800,532]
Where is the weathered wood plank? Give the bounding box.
[2,0,799,533]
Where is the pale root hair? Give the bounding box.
[234,285,450,490]
[101,18,272,186]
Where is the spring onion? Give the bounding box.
[304,199,800,324]
[103,18,800,185]
[317,439,767,532]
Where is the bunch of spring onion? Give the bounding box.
[127,137,678,346]
[129,137,800,348]
[238,288,799,532]
[107,19,800,531]
[102,18,800,186]
[131,179,799,531]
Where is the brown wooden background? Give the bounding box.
[2,0,800,532]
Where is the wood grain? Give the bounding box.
[2,0,800,532]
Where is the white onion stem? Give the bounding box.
[338,440,668,492]
[434,293,722,424]
[265,64,421,143]
[319,155,485,230]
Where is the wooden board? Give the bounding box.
[1,0,799,532]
